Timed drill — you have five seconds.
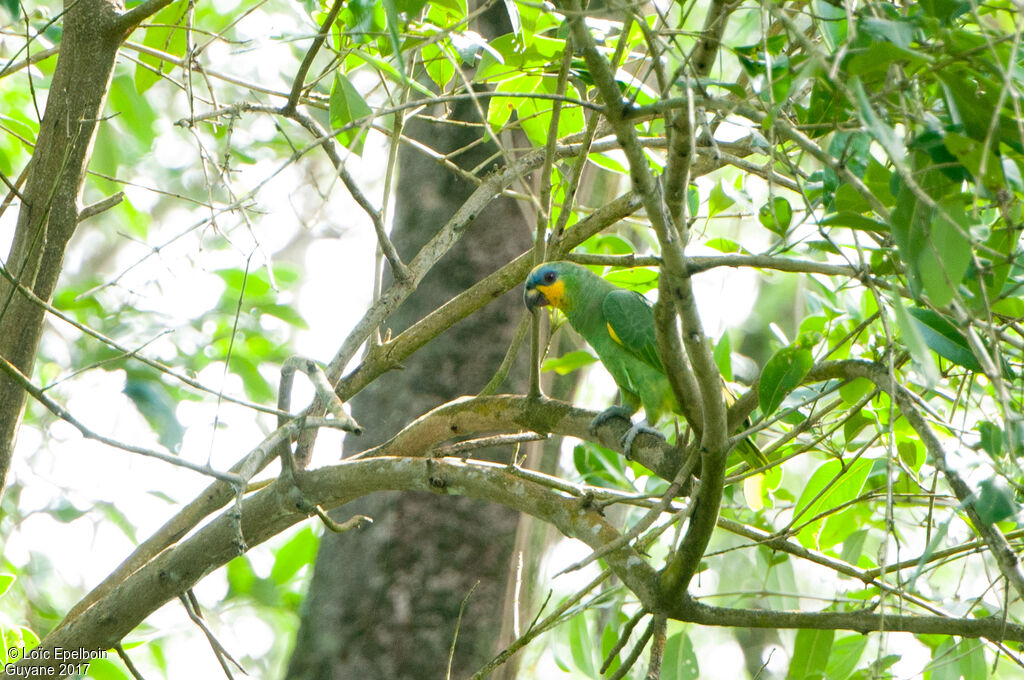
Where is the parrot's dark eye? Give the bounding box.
[543,271,556,284]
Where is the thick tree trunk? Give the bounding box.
[0,0,126,501]
[285,98,532,677]
[284,5,536,672]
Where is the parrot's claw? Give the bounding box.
[620,421,665,460]
[590,407,663,460]
[589,405,635,434]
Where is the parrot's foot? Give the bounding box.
[590,407,664,460]
[589,405,635,434]
[620,420,664,460]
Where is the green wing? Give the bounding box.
[602,289,664,372]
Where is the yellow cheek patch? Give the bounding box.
[536,280,566,309]
[607,323,622,345]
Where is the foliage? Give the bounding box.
[2,0,1024,678]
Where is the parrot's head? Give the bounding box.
[524,261,581,313]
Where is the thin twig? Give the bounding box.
[446,581,480,680]
[281,0,344,114]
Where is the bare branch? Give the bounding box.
[77,191,124,222]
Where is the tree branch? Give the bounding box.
[117,0,179,33]
[671,597,1024,641]
[18,457,663,677]
[566,0,728,602]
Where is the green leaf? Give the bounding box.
[758,346,813,416]
[227,556,257,596]
[708,178,736,217]
[905,307,983,372]
[839,377,873,404]
[20,628,39,650]
[123,377,186,453]
[568,611,597,676]
[714,333,733,382]
[958,639,987,679]
[232,355,275,403]
[858,15,914,48]
[794,458,872,550]
[974,477,1017,525]
[758,196,793,235]
[350,48,432,96]
[937,69,1024,155]
[787,628,834,680]
[805,77,840,135]
[846,42,931,77]
[542,350,597,375]
[942,132,1004,191]
[585,233,634,255]
[833,184,871,213]
[96,501,138,543]
[662,631,699,680]
[381,0,407,77]
[977,421,1004,459]
[918,198,972,307]
[134,1,187,93]
[588,151,629,174]
[840,529,868,566]
[968,224,1016,310]
[843,413,872,449]
[511,76,585,148]
[600,622,621,675]
[891,294,939,387]
[572,442,631,489]
[488,73,526,129]
[477,33,564,83]
[329,72,373,155]
[813,0,847,51]
[705,238,743,253]
[262,303,310,329]
[604,267,658,291]
[271,527,319,584]
[396,0,429,13]
[422,43,455,90]
[919,0,969,21]
[687,184,700,219]
[849,77,905,164]
[826,635,869,680]
[0,573,14,597]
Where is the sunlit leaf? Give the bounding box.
[542,350,597,375]
[329,72,373,154]
[758,196,793,235]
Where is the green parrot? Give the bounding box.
[524,260,679,455]
[524,260,764,464]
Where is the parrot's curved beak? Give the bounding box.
[524,286,549,311]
